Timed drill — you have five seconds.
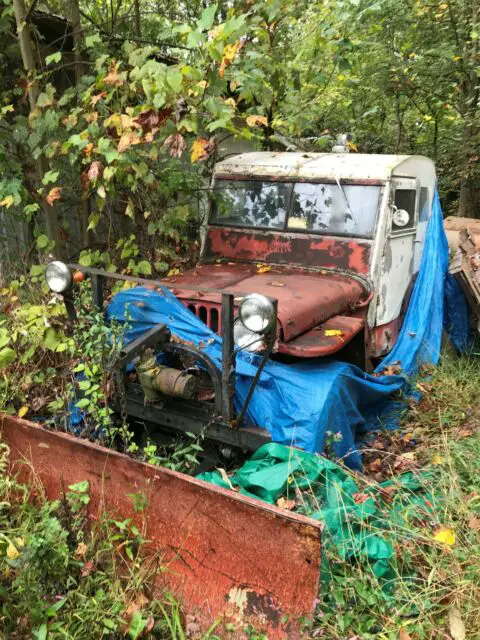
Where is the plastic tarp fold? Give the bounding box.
[107,189,450,468]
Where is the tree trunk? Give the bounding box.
[12,0,63,257]
[458,179,477,218]
[71,0,91,247]
[134,0,141,37]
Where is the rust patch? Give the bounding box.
[205,228,372,275]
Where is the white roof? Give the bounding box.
[214,152,432,181]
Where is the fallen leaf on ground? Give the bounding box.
[432,454,444,465]
[256,264,271,273]
[367,457,382,472]
[80,559,95,577]
[468,516,480,531]
[352,492,373,504]
[277,497,296,510]
[75,542,88,559]
[324,329,344,337]
[433,527,455,546]
[449,606,466,640]
[399,630,412,640]
[18,406,29,418]
[457,426,474,439]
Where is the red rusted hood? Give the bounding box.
[163,264,366,341]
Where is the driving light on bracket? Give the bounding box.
[45,261,72,293]
[238,293,275,334]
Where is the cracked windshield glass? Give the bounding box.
[211,181,381,237]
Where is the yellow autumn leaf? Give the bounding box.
[246,115,268,128]
[191,138,209,162]
[6,542,20,560]
[256,264,271,273]
[0,195,14,209]
[433,527,455,546]
[432,454,444,465]
[219,41,242,77]
[325,329,344,337]
[18,406,29,418]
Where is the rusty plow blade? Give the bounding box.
[0,414,321,637]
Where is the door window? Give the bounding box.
[392,188,416,231]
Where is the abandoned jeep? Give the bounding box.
[46,152,436,458]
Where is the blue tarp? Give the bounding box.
[107,189,461,468]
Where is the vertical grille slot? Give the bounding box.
[210,308,219,333]
[198,306,208,324]
[182,301,221,334]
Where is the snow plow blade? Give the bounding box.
[0,414,321,637]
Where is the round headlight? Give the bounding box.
[239,294,275,334]
[234,322,265,352]
[45,261,72,293]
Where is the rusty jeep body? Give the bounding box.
[166,152,436,364]
[46,152,436,459]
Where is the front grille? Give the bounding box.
[183,301,221,334]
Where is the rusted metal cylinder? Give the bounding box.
[153,366,199,399]
[136,356,199,401]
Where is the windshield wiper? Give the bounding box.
[335,176,358,229]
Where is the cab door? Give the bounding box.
[376,177,419,325]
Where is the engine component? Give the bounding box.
[136,356,199,403]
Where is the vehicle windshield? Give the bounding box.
[210,180,290,230]
[210,180,381,238]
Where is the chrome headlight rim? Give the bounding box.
[238,293,275,334]
[45,261,72,294]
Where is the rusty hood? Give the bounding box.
[162,264,366,341]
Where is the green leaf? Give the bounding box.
[0,347,16,368]
[42,327,62,351]
[79,253,92,267]
[75,398,90,409]
[36,234,49,250]
[78,380,92,391]
[187,30,203,48]
[0,328,10,349]
[30,264,45,277]
[85,34,102,48]
[137,260,152,276]
[68,480,89,493]
[199,3,217,30]
[46,598,66,617]
[33,623,48,640]
[45,52,62,65]
[166,69,183,93]
[42,170,59,185]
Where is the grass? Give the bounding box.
[311,354,480,639]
